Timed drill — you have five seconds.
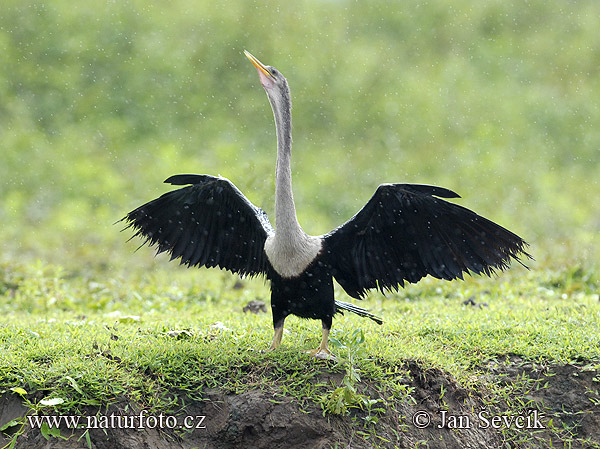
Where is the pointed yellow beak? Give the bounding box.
[244,50,274,80]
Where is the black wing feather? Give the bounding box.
[121,174,274,277]
[323,183,531,299]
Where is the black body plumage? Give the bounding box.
[122,175,530,331]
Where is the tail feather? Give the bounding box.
[335,300,383,325]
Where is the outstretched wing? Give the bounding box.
[323,184,531,299]
[122,174,274,277]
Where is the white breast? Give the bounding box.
[264,233,323,278]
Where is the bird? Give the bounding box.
[122,51,531,359]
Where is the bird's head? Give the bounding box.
[245,50,292,143]
[245,50,288,94]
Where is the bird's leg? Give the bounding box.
[269,326,284,350]
[267,314,286,351]
[306,324,336,361]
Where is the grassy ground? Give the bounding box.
[1,0,599,447]
[1,259,598,447]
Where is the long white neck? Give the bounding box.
[263,80,322,278]
[268,85,303,239]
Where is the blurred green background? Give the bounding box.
[1,0,598,276]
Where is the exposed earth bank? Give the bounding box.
[1,358,598,449]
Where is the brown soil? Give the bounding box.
[1,359,598,449]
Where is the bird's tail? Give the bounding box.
[335,300,383,325]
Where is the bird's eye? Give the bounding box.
[270,68,278,77]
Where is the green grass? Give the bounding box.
[0,261,598,447]
[1,260,597,407]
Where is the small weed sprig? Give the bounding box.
[319,329,386,426]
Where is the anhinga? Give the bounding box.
[123,51,531,359]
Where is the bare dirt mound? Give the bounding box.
[1,359,598,449]
[485,356,600,447]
